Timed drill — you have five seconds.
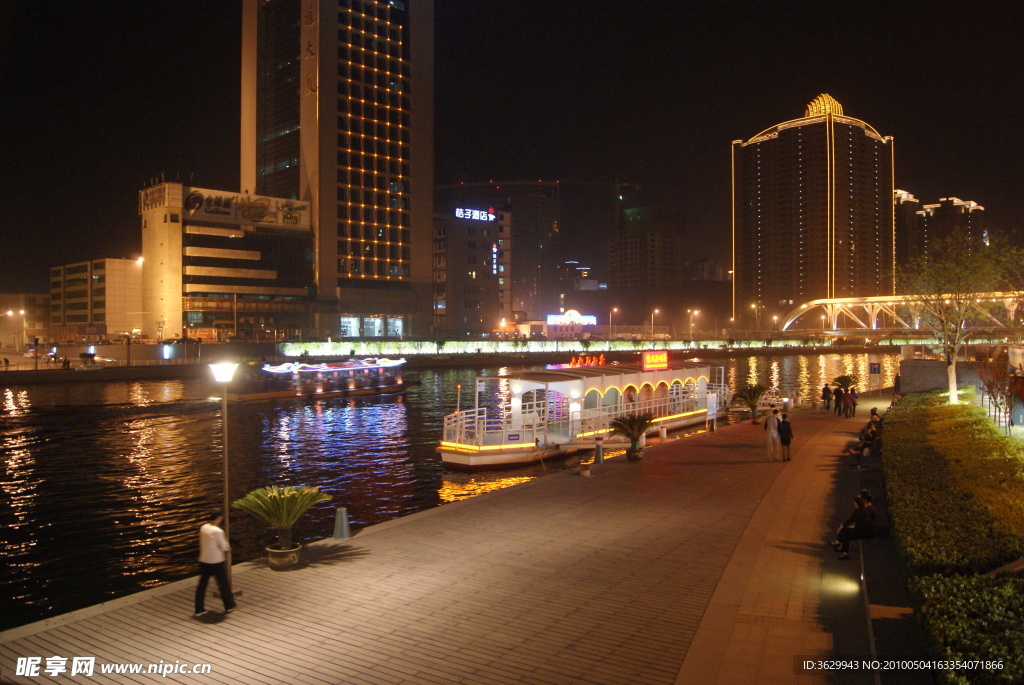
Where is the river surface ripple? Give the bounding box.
[0,353,899,630]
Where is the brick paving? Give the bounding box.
[1,399,911,684]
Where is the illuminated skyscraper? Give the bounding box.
[731,94,895,322]
[241,0,434,339]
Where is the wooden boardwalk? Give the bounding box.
[2,405,891,684]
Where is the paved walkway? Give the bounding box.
[1,397,924,684]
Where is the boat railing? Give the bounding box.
[442,389,724,449]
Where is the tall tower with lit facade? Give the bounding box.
[241,0,434,339]
[731,95,895,323]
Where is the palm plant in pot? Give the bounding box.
[608,412,656,461]
[732,384,768,424]
[232,485,331,571]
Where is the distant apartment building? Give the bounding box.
[895,191,984,270]
[432,206,512,336]
[894,190,923,268]
[732,94,895,320]
[49,259,143,343]
[608,204,684,291]
[686,258,728,282]
[138,182,314,341]
[0,293,50,349]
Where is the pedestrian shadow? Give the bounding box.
[772,541,833,559]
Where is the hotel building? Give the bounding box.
[895,191,985,269]
[241,0,434,339]
[731,94,895,321]
[432,206,512,337]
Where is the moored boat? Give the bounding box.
[437,352,729,469]
[225,357,412,403]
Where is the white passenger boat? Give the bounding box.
[437,352,728,469]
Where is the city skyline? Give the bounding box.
[2,1,1023,294]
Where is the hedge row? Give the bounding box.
[883,388,1024,683]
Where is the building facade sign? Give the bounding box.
[183,187,311,230]
[546,310,597,326]
[454,207,496,222]
[642,350,669,371]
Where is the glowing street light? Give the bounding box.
[650,308,660,341]
[750,303,761,331]
[687,309,700,341]
[609,307,618,341]
[208,362,239,589]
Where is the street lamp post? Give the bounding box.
[687,309,700,342]
[750,304,760,332]
[609,307,618,342]
[209,362,239,589]
[650,308,659,341]
[772,315,779,331]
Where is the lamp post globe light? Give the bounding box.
[650,309,659,341]
[209,362,239,587]
[609,307,618,342]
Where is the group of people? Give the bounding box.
[820,384,859,418]
[843,407,884,460]
[763,407,794,462]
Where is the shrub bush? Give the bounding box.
[910,574,1024,684]
[884,388,1024,681]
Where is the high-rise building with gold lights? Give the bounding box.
[731,94,894,324]
[241,0,434,339]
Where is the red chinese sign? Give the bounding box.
[642,350,669,371]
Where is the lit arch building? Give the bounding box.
[731,94,895,324]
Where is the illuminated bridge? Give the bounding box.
[779,293,1022,332]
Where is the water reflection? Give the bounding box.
[0,352,900,631]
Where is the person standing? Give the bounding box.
[843,389,855,418]
[850,389,859,417]
[778,413,794,461]
[195,508,236,617]
[764,408,782,462]
[820,384,831,412]
[833,387,844,416]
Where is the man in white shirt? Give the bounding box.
[194,508,236,616]
[764,408,781,462]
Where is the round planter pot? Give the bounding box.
[626,448,644,462]
[266,544,302,571]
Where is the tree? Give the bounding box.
[731,384,768,423]
[833,375,858,391]
[898,231,1015,404]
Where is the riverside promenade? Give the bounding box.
[1,396,925,685]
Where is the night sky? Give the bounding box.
[2,0,1022,292]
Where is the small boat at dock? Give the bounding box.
[437,353,729,469]
[225,358,412,403]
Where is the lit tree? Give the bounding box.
[898,231,1014,404]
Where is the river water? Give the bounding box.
[0,351,899,631]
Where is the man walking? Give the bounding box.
[764,408,782,462]
[195,508,236,617]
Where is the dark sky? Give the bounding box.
[3,0,1023,292]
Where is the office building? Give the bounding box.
[241,0,434,339]
[432,206,512,336]
[138,182,314,341]
[731,94,895,321]
[49,259,143,343]
[0,293,49,349]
